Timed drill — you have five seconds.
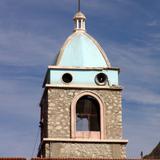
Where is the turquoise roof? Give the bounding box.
[56,32,111,67]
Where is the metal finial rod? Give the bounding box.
[78,0,81,12]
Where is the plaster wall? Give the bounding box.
[57,33,107,67]
[50,69,119,86]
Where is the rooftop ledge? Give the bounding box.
[43,138,128,144]
[45,84,122,90]
[48,66,120,72]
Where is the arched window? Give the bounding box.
[76,95,100,131]
[71,92,104,139]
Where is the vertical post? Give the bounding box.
[141,151,143,159]
[78,0,80,12]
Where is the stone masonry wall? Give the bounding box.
[44,142,126,158]
[47,88,123,139]
[40,91,48,139]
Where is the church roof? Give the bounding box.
[56,31,111,67]
[144,142,160,159]
[55,9,111,68]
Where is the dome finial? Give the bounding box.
[73,0,86,31]
[78,0,81,12]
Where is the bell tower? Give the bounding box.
[38,2,128,158]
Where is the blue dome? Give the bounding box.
[56,31,111,67]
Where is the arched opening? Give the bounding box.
[76,95,100,131]
[78,20,81,29]
[71,91,104,139]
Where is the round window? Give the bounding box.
[95,73,108,85]
[62,73,73,83]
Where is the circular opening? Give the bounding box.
[62,73,73,83]
[95,73,107,85]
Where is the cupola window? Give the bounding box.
[95,73,108,86]
[62,73,73,83]
[78,20,81,29]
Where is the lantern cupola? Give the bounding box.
[73,11,86,31]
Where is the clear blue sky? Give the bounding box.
[0,0,160,158]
